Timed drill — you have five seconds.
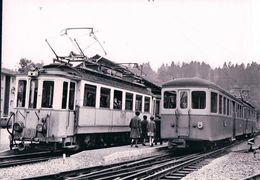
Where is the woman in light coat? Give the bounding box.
[147,116,156,147]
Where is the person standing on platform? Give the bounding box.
[147,116,156,147]
[129,111,141,148]
[154,115,163,145]
[141,115,148,146]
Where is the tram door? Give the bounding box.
[232,101,236,137]
[176,90,190,137]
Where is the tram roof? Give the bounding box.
[42,62,156,95]
[162,77,219,89]
[162,77,257,109]
[163,77,235,99]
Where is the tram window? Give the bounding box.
[113,90,122,109]
[227,99,230,116]
[219,95,222,114]
[238,105,241,118]
[192,91,206,109]
[135,95,143,112]
[211,92,218,113]
[100,87,110,108]
[223,97,226,115]
[163,91,176,109]
[237,104,240,117]
[83,84,96,107]
[62,82,68,109]
[69,82,75,110]
[180,91,188,109]
[232,101,235,115]
[29,79,38,108]
[144,97,150,112]
[125,93,133,111]
[41,81,54,108]
[17,80,27,107]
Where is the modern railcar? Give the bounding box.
[160,77,258,149]
[9,55,161,151]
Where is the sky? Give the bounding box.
[2,0,260,71]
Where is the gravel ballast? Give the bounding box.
[183,135,260,180]
[0,145,164,180]
[182,151,260,180]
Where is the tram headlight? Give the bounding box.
[36,124,43,132]
[36,123,47,134]
[197,121,204,129]
[13,122,24,133]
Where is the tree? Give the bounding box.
[18,58,44,73]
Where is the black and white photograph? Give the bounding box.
[1,0,260,179]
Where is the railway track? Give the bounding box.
[0,150,65,168]
[17,139,248,179]
[24,150,198,180]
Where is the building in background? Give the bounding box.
[1,68,16,126]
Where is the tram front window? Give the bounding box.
[29,79,38,108]
[192,91,206,109]
[42,81,54,108]
[180,91,188,109]
[17,80,27,107]
[163,91,176,109]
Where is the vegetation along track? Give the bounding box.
[0,150,66,168]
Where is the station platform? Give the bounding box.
[71,142,167,165]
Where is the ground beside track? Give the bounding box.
[182,135,260,180]
[0,143,167,180]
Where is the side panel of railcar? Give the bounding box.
[161,114,233,141]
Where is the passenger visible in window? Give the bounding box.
[113,97,122,109]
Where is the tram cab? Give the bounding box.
[11,65,79,150]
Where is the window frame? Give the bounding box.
[135,94,143,112]
[210,91,218,113]
[191,90,206,109]
[68,82,76,110]
[125,92,133,111]
[144,96,151,113]
[41,80,55,108]
[61,81,69,109]
[17,79,27,108]
[100,87,111,109]
[83,84,97,107]
[28,79,38,109]
[113,90,123,110]
[163,90,177,109]
[179,91,188,109]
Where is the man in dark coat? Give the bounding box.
[154,115,163,145]
[141,115,148,146]
[129,111,141,147]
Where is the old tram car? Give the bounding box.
[10,55,161,151]
[160,77,258,149]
